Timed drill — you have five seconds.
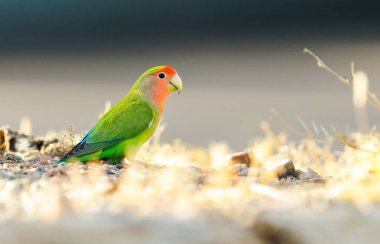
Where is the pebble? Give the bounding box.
[5,153,24,163]
[37,166,46,173]
[231,164,249,177]
[115,163,124,169]
[271,159,297,180]
[0,129,7,151]
[297,168,324,183]
[3,171,15,180]
[230,151,261,168]
[24,155,41,163]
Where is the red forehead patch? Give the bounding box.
[154,66,177,77]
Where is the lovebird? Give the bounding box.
[58,66,183,164]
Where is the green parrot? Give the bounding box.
[58,66,183,164]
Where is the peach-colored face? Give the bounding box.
[149,66,181,111]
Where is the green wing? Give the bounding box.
[63,99,154,159]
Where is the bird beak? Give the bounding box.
[169,73,183,94]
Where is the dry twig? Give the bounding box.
[303,48,380,110]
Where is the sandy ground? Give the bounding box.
[1,123,380,244]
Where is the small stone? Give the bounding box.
[46,170,58,177]
[115,163,124,169]
[80,164,89,172]
[230,151,261,168]
[4,171,15,180]
[232,164,249,176]
[0,129,8,151]
[297,168,324,183]
[37,166,46,173]
[5,153,24,163]
[24,154,41,163]
[271,159,297,180]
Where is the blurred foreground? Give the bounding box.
[1,120,380,243]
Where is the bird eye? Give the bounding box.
[158,72,166,79]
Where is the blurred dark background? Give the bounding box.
[1,0,379,53]
[1,0,380,149]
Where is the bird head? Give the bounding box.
[152,66,183,94]
[138,66,183,111]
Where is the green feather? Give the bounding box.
[61,66,165,164]
[89,100,153,145]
